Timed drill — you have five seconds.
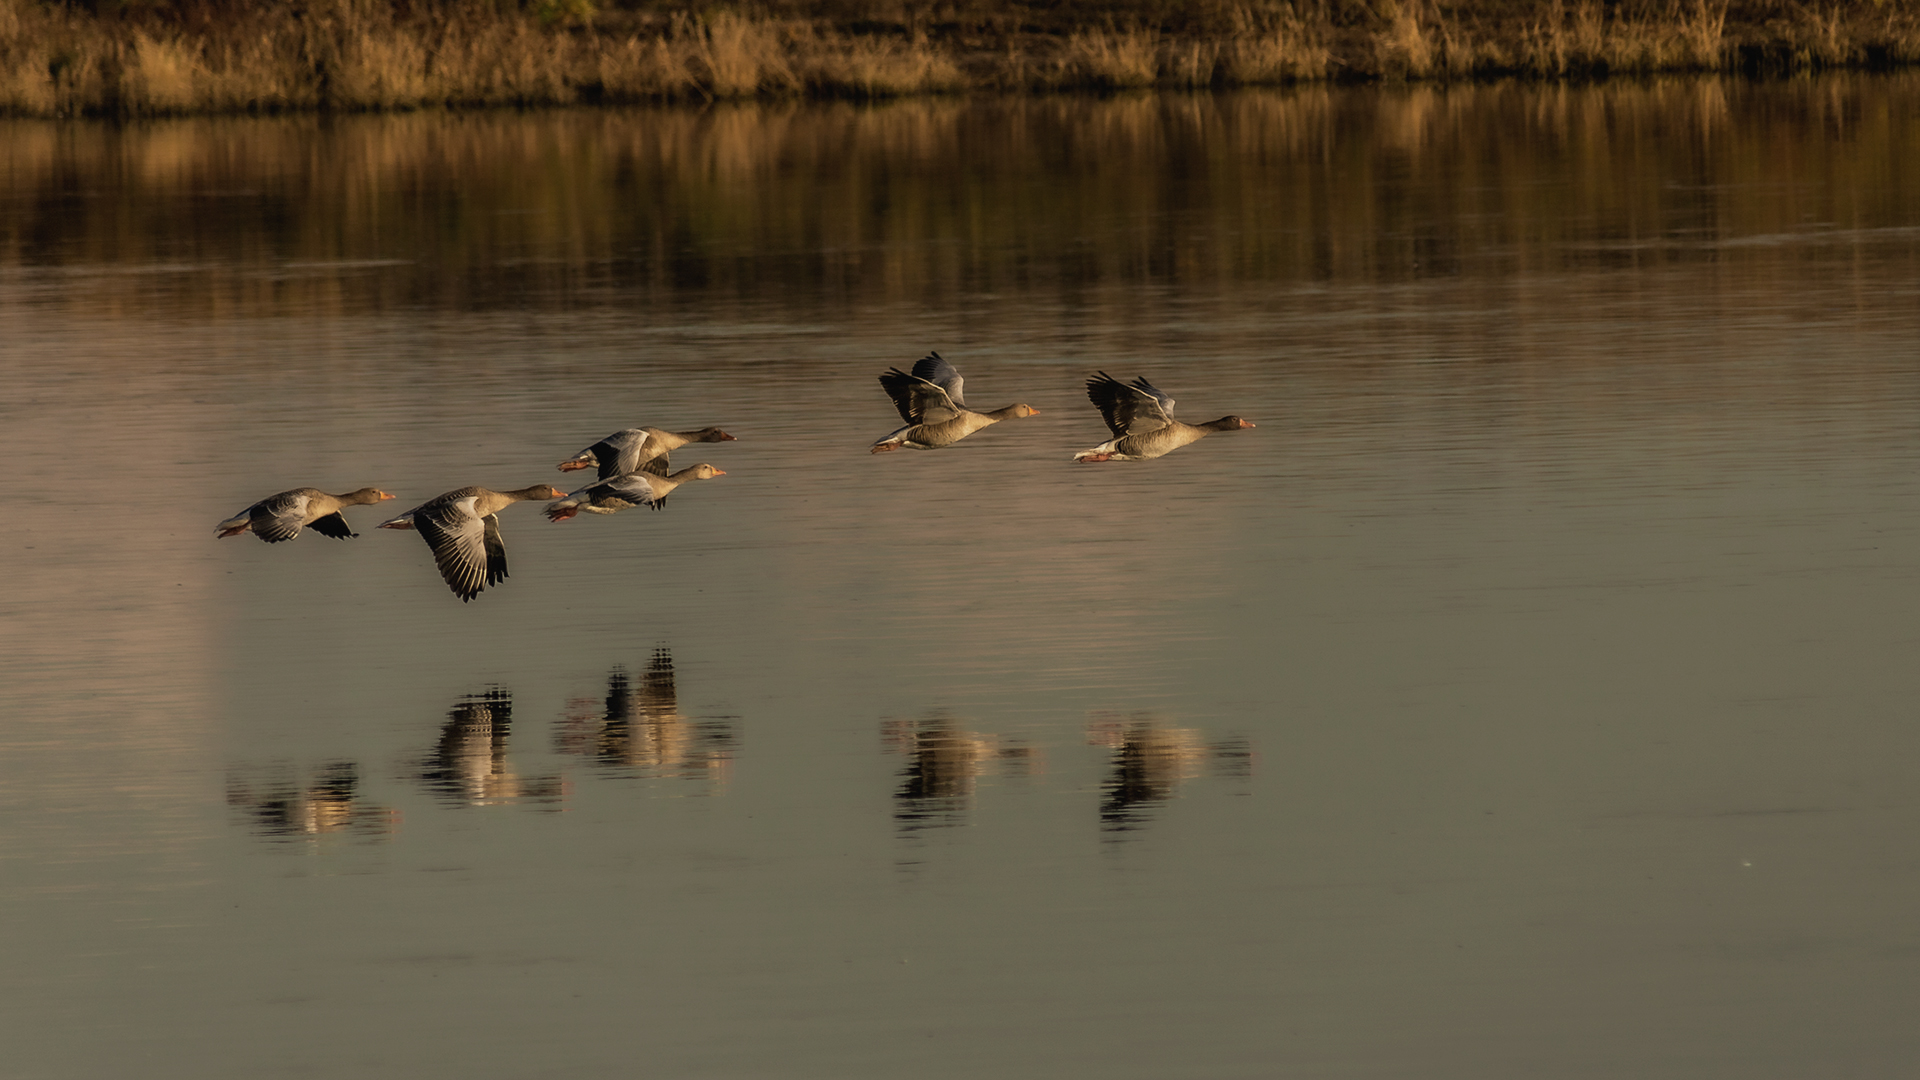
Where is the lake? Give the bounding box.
[4,76,1920,1078]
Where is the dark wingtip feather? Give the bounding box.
[1086,370,1123,401]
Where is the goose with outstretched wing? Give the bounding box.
[558,426,737,480]
[379,484,567,602]
[545,464,726,521]
[216,487,395,542]
[1074,372,1254,462]
[871,352,1039,453]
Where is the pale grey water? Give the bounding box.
[4,79,1920,1078]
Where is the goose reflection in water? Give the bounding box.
[1087,713,1253,836]
[882,713,1039,834]
[226,761,398,841]
[417,688,567,808]
[555,649,737,789]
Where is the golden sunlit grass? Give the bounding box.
[800,33,967,97]
[1,0,1917,115]
[1055,29,1161,90]
[1509,0,1731,75]
[1223,8,1335,84]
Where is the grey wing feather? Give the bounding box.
[596,474,662,508]
[591,429,650,480]
[878,366,963,426]
[877,369,920,424]
[641,453,669,477]
[1130,376,1176,423]
[414,499,490,601]
[250,490,312,543]
[1086,371,1175,437]
[909,352,966,408]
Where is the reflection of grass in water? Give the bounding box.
[7,76,1918,319]
[2,0,1918,116]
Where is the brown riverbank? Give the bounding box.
[3,0,1918,116]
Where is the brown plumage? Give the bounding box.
[1074,372,1254,462]
[871,352,1039,453]
[215,487,395,542]
[378,485,568,602]
[546,464,726,521]
[557,426,737,480]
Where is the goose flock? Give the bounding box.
[216,354,1254,601]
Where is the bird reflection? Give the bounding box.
[555,649,737,788]
[418,688,567,807]
[226,761,398,841]
[1087,713,1253,836]
[882,712,1039,834]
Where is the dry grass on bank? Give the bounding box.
[1362,0,1733,80]
[2,0,1918,116]
[0,3,968,115]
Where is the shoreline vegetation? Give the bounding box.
[2,1,1917,116]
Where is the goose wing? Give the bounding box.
[249,488,318,543]
[1086,372,1175,437]
[879,355,966,426]
[560,428,652,480]
[413,493,493,601]
[547,474,662,520]
[591,473,664,509]
[307,512,357,540]
[597,429,654,480]
[482,514,510,590]
[909,352,966,408]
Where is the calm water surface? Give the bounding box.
[4,78,1920,1078]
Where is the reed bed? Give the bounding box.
[2,0,1917,116]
